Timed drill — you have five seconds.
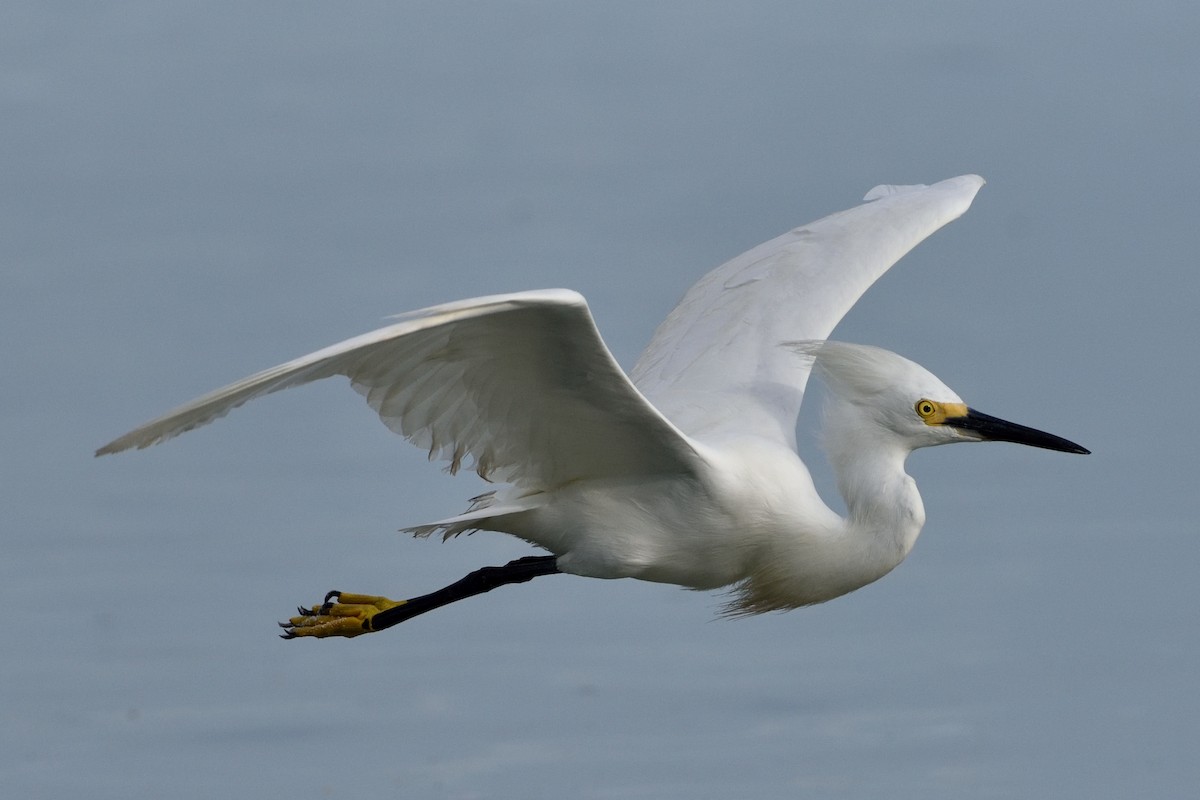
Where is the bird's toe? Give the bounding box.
[279,591,407,639]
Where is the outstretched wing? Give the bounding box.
[630,175,985,444]
[97,289,703,489]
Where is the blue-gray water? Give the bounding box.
[5,3,1198,797]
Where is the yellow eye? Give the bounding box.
[915,400,937,419]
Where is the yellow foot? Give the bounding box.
[280,591,406,639]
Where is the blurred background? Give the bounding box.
[4,2,1197,798]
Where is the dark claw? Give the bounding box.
[324,590,341,604]
[297,606,314,616]
[280,631,295,640]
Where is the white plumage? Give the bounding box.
[98,175,1088,626]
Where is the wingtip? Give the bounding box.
[95,431,144,456]
[949,173,987,194]
[863,174,986,203]
[95,432,156,457]
[94,441,120,458]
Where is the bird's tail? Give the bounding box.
[402,490,544,540]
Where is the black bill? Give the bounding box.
[947,408,1090,454]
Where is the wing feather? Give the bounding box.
[97,289,702,489]
[630,175,985,444]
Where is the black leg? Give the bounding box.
[367,555,560,630]
[282,555,560,638]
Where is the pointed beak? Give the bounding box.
[946,408,1090,454]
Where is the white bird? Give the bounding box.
[97,174,1088,638]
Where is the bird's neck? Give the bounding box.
[827,423,926,571]
[731,430,926,616]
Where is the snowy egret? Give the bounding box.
[97,174,1088,638]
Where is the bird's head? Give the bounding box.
[790,341,1089,456]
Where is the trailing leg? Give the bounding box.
[281,555,560,639]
